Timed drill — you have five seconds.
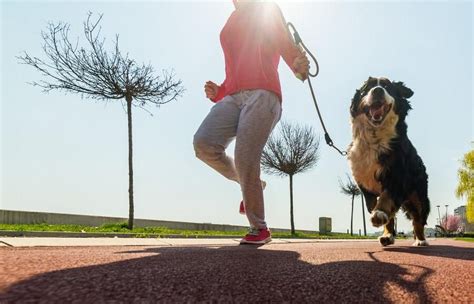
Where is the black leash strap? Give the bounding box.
[287,22,347,157]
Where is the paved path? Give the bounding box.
[0,237,376,247]
[1,238,472,303]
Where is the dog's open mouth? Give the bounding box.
[365,103,392,126]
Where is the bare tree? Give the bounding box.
[18,13,184,229]
[261,121,320,235]
[339,174,361,236]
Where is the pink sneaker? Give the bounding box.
[240,228,272,245]
[239,200,245,214]
[239,181,266,215]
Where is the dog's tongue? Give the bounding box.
[370,106,384,120]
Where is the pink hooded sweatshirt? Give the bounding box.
[211,1,301,102]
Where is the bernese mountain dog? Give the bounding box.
[348,77,430,247]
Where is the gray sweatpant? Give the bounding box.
[193,89,282,229]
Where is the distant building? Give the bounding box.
[424,227,437,237]
[454,205,474,232]
[454,206,465,217]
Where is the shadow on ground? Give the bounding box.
[383,244,474,260]
[0,245,434,303]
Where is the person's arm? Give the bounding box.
[205,80,227,103]
[268,3,309,79]
[210,81,226,102]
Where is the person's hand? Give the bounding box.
[293,50,310,81]
[204,81,219,100]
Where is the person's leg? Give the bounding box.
[193,95,241,182]
[234,90,281,230]
[239,180,266,215]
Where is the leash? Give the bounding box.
[287,22,347,157]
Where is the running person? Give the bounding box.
[193,0,310,244]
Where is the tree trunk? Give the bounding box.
[361,194,367,236]
[350,194,354,236]
[289,174,295,235]
[126,95,134,230]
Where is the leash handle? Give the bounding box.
[287,22,347,157]
[287,22,319,79]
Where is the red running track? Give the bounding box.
[1,239,473,303]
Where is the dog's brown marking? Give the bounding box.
[384,218,395,236]
[379,218,396,246]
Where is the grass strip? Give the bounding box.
[0,223,375,239]
[454,237,474,243]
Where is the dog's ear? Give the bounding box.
[350,78,371,114]
[350,89,362,117]
[393,81,414,99]
[361,77,373,91]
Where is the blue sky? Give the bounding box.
[1,0,472,234]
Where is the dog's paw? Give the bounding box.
[412,239,429,247]
[378,234,395,247]
[371,210,388,227]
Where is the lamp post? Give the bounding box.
[436,205,441,226]
[444,204,449,228]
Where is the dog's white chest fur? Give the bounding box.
[348,112,398,194]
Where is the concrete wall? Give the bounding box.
[0,209,315,233]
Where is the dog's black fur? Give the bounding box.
[348,77,430,246]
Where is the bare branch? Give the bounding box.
[17,12,184,108]
[338,174,361,196]
[261,121,320,178]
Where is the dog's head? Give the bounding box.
[350,77,413,127]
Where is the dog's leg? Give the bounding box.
[411,197,429,247]
[370,191,395,227]
[405,192,429,246]
[360,186,377,213]
[378,217,395,246]
[412,220,428,246]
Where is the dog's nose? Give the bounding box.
[372,87,385,99]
